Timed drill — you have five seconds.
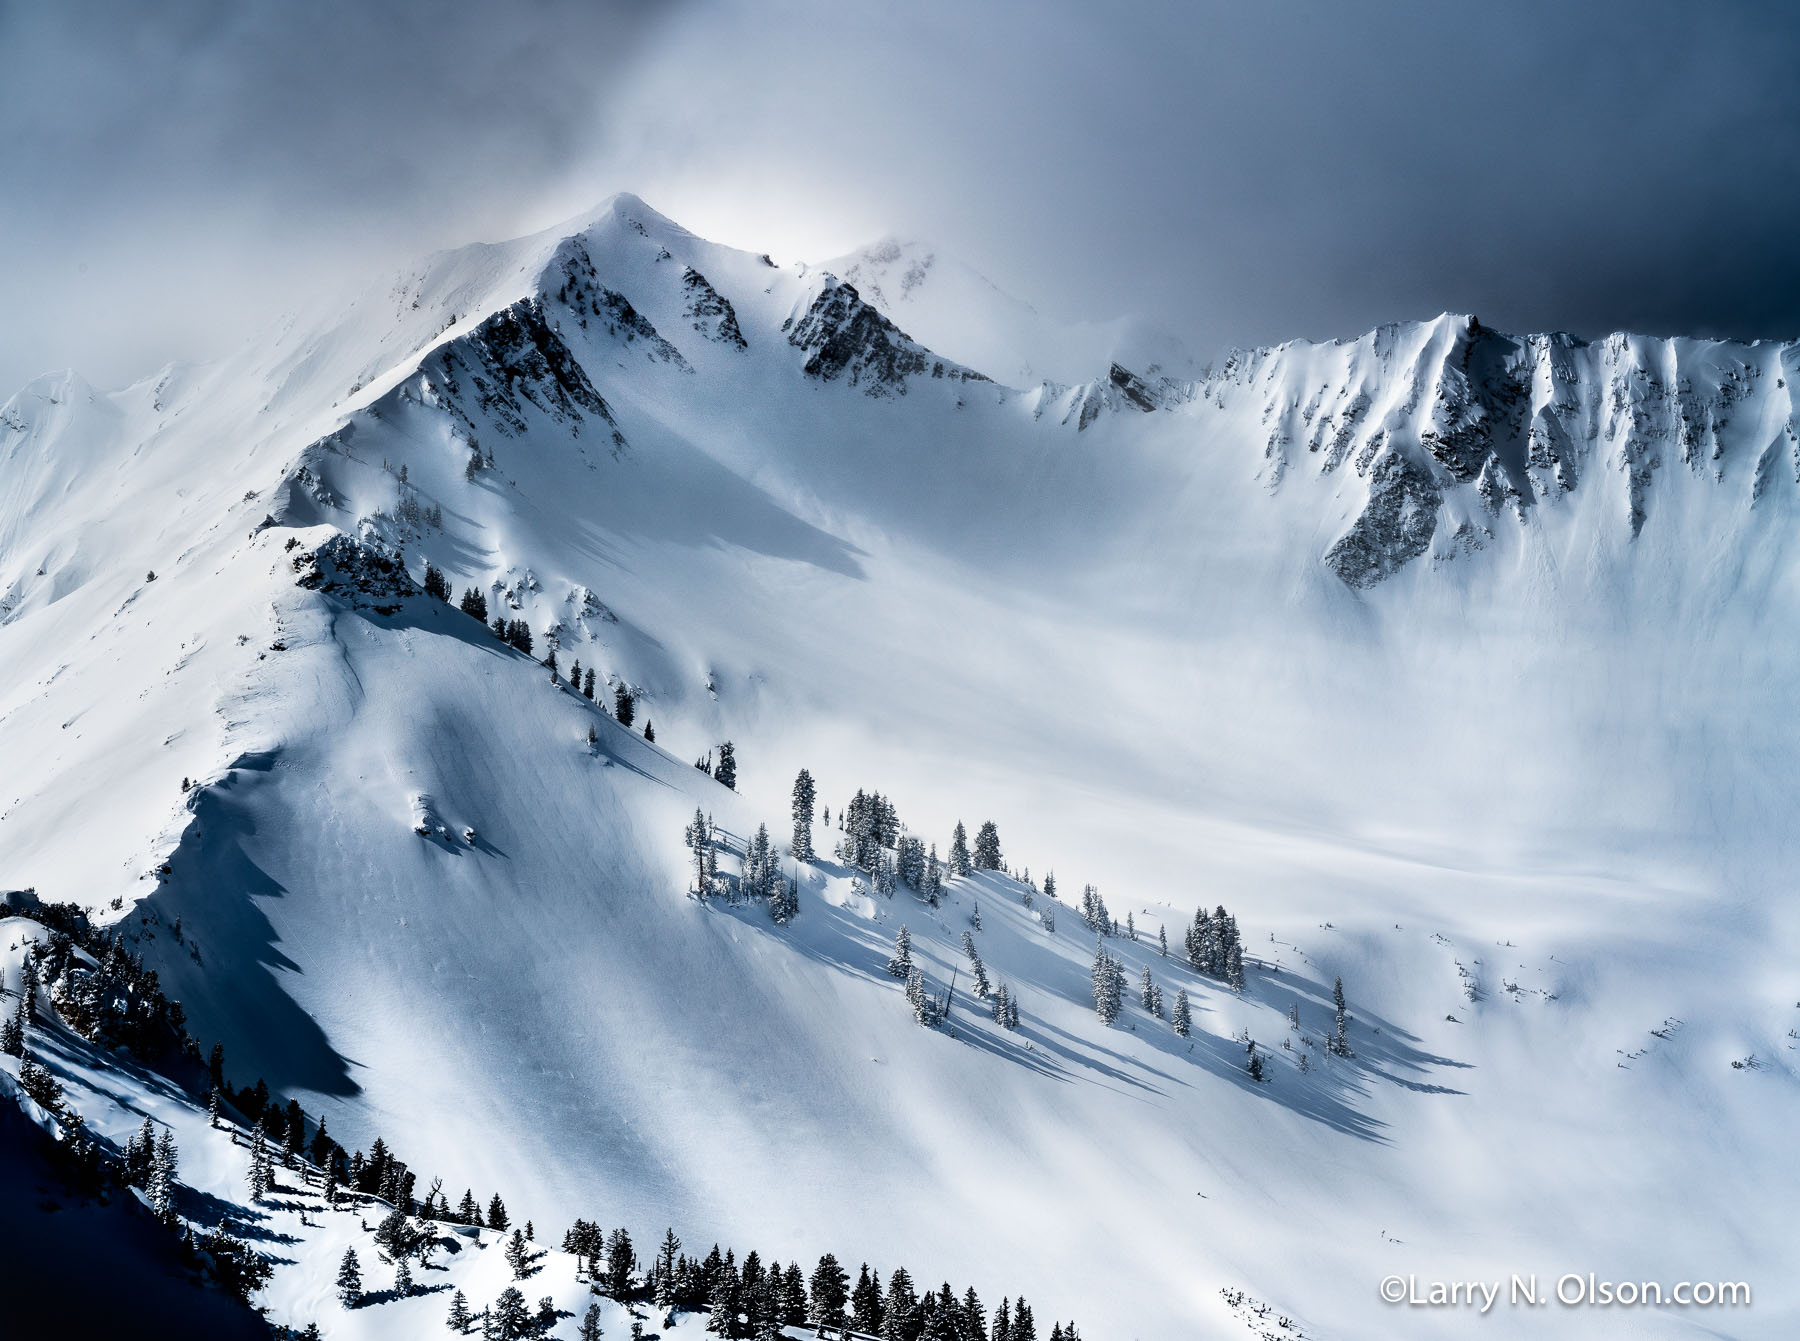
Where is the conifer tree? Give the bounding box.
[882,1269,918,1341]
[1139,965,1157,1013]
[491,1287,531,1341]
[460,588,488,621]
[715,741,737,791]
[1091,941,1123,1025]
[337,1247,362,1307]
[886,925,913,979]
[614,683,635,725]
[247,1119,272,1200]
[685,809,713,895]
[1158,925,1168,957]
[949,822,971,876]
[584,668,597,699]
[656,1229,681,1308]
[851,1263,884,1332]
[1247,1040,1266,1082]
[790,768,816,862]
[448,1289,473,1333]
[1042,870,1056,901]
[809,1253,849,1329]
[1012,1299,1037,1341]
[151,1126,178,1224]
[962,932,991,999]
[1332,976,1351,1055]
[396,1257,414,1297]
[506,1227,530,1278]
[579,1303,604,1341]
[1172,988,1191,1037]
[973,821,1002,870]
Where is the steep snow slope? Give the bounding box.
[3,194,1799,1338]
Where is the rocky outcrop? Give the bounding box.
[422,298,625,450]
[681,267,747,349]
[783,278,987,396]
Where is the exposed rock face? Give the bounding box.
[682,267,747,349]
[783,278,988,396]
[1321,448,1442,588]
[422,298,625,450]
[1231,315,1800,588]
[550,241,690,370]
[290,534,418,614]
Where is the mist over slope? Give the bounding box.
[2,195,1797,1338]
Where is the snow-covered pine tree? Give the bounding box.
[1040,904,1055,934]
[886,925,912,979]
[1247,1040,1266,1083]
[506,1227,530,1278]
[1126,910,1137,940]
[961,932,991,999]
[810,1253,849,1329]
[247,1120,272,1201]
[684,809,711,896]
[1172,988,1191,1036]
[897,835,926,890]
[1091,941,1122,1025]
[1158,925,1169,957]
[973,820,1002,870]
[948,821,971,876]
[126,1115,156,1185]
[0,995,24,1057]
[1333,976,1351,1055]
[578,1302,603,1341]
[491,1287,531,1341]
[151,1126,178,1224]
[1042,870,1056,901]
[448,1288,473,1333]
[850,1263,884,1332]
[715,741,737,791]
[395,1257,414,1297]
[337,1247,362,1306]
[1139,966,1156,1012]
[744,823,773,903]
[1227,943,1246,993]
[790,768,816,862]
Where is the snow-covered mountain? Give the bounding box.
[3,193,1798,1339]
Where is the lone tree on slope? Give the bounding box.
[791,768,817,862]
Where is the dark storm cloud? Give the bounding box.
[5,0,1799,394]
[0,0,671,391]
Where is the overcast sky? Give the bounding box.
[4,0,1798,394]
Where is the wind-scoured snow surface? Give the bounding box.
[3,194,1799,1338]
